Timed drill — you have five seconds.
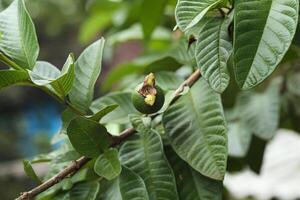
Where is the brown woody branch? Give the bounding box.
[15,69,201,200]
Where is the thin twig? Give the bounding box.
[15,128,136,200]
[16,157,90,200]
[173,69,201,101]
[15,69,201,200]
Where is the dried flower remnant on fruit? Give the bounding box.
[138,73,157,106]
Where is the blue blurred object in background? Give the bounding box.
[20,102,61,157]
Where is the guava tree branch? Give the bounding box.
[15,69,201,200]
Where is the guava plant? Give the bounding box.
[0,0,299,199]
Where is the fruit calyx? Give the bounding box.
[138,73,157,106]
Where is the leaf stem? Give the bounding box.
[65,100,86,116]
[37,85,85,116]
[15,69,202,200]
[41,87,86,116]
[0,52,25,71]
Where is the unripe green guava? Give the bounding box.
[131,84,165,114]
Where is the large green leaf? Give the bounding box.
[195,17,232,93]
[166,147,223,200]
[234,0,299,89]
[175,0,223,31]
[163,78,227,180]
[140,0,168,38]
[70,182,100,200]
[236,79,281,140]
[69,38,105,112]
[0,70,29,89]
[67,116,111,158]
[119,115,178,200]
[0,0,39,69]
[94,148,121,180]
[91,92,139,124]
[101,166,149,200]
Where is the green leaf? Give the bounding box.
[91,92,139,124]
[175,0,223,31]
[52,192,70,200]
[29,57,75,97]
[23,160,41,184]
[62,177,73,191]
[140,0,168,38]
[70,181,100,200]
[57,109,79,135]
[119,115,178,200]
[227,121,252,158]
[29,61,60,85]
[115,71,184,92]
[69,38,105,112]
[30,153,53,164]
[155,71,184,91]
[195,17,232,93]
[0,70,29,90]
[94,148,121,180]
[166,147,223,200]
[236,79,281,140]
[101,166,149,200]
[88,104,118,122]
[0,0,39,69]
[102,36,198,91]
[233,0,299,89]
[51,54,75,96]
[54,150,81,163]
[102,54,181,91]
[163,78,227,180]
[168,38,196,66]
[67,116,111,158]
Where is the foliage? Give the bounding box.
[0,0,300,199]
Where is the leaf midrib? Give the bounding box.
[141,131,158,200]
[18,0,37,69]
[77,120,101,154]
[105,151,119,177]
[187,89,223,178]
[238,0,273,88]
